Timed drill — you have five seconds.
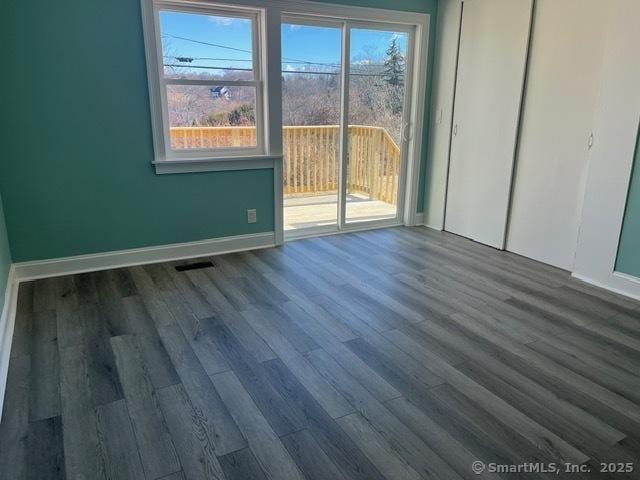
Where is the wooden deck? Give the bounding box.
[2,227,640,479]
[284,193,397,231]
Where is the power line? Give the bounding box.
[282,70,404,77]
[163,34,252,54]
[163,34,342,67]
[163,55,344,67]
[163,63,404,77]
[164,55,396,74]
[164,63,253,72]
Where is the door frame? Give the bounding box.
[277,3,429,242]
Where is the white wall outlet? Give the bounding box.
[247,208,257,224]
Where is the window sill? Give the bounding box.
[153,155,282,174]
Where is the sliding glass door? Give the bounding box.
[282,21,342,232]
[346,27,410,224]
[282,18,414,237]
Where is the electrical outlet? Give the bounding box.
[247,208,257,224]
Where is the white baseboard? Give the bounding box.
[413,212,425,226]
[0,265,18,422]
[14,231,276,282]
[423,222,444,231]
[571,271,640,303]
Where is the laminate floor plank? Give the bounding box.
[186,269,277,362]
[6,226,640,480]
[73,272,100,306]
[260,269,359,342]
[385,396,502,480]
[53,275,79,314]
[157,288,231,376]
[448,312,640,425]
[211,370,306,480]
[27,416,65,480]
[0,354,30,479]
[528,339,640,404]
[162,263,217,319]
[121,296,181,389]
[156,384,226,480]
[383,329,590,464]
[76,304,124,406]
[207,317,308,436]
[241,306,355,419]
[259,357,386,480]
[424,384,559,479]
[413,316,626,446]
[281,301,401,402]
[218,447,268,480]
[59,345,107,480]
[251,304,320,355]
[30,310,60,421]
[10,282,34,358]
[33,277,56,313]
[156,323,247,456]
[110,335,180,479]
[80,271,126,314]
[281,429,349,480]
[336,413,422,480]
[307,348,463,480]
[455,361,639,472]
[95,400,146,480]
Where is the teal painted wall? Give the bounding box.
[0,0,435,262]
[0,193,11,314]
[616,128,640,277]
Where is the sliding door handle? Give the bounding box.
[453,124,458,137]
[402,122,411,143]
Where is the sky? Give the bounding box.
[159,10,408,76]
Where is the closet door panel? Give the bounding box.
[445,0,533,248]
[506,0,609,270]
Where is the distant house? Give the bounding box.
[210,86,231,100]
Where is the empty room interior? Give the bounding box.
[2,0,640,478]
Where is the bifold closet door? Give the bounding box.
[506,0,609,270]
[445,0,533,248]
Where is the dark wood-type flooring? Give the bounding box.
[2,227,640,479]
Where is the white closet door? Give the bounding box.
[506,0,609,270]
[445,0,533,248]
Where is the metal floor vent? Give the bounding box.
[175,261,215,272]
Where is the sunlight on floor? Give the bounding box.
[284,193,397,231]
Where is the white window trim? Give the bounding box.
[142,1,270,169]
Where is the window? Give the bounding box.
[146,3,265,165]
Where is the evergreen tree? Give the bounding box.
[383,38,405,87]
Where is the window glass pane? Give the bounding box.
[167,85,257,150]
[346,29,408,224]
[159,11,254,80]
[281,23,342,232]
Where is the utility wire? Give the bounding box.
[164,55,346,67]
[163,34,346,67]
[164,63,404,77]
[164,63,253,72]
[163,34,252,54]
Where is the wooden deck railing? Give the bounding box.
[170,125,401,204]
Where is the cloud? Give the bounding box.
[208,16,234,26]
[288,24,302,31]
